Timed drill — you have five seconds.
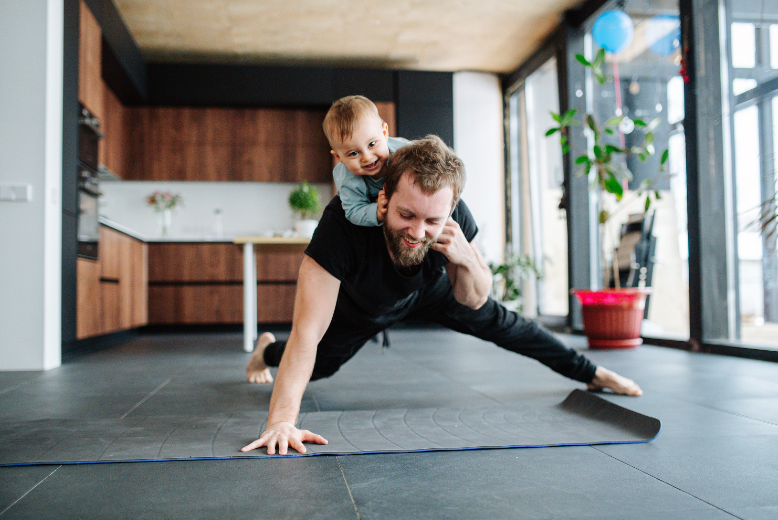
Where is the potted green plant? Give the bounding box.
[489,253,542,312]
[546,49,670,349]
[288,181,322,238]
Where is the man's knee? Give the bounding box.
[310,356,346,380]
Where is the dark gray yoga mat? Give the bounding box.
[0,390,660,466]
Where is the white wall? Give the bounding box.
[453,72,505,264]
[100,181,333,239]
[0,0,63,370]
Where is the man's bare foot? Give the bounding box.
[246,332,275,384]
[587,366,642,396]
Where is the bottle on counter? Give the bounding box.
[213,208,224,238]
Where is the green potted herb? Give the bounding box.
[288,181,322,238]
[489,253,542,312]
[546,49,670,348]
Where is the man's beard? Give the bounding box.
[384,224,435,274]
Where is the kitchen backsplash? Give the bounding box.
[99,181,334,239]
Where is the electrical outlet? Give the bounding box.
[0,184,32,202]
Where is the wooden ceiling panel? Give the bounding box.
[112,0,586,72]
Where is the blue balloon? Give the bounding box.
[592,10,634,54]
[644,14,681,56]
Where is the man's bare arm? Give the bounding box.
[241,255,340,455]
[432,219,492,309]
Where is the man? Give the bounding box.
[242,135,641,455]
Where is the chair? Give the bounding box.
[609,211,656,316]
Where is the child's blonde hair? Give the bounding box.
[323,95,384,147]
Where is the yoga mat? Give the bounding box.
[0,390,660,466]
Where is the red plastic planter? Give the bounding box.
[571,288,652,349]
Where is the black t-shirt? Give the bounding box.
[305,196,479,321]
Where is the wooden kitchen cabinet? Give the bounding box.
[76,226,148,339]
[130,238,149,327]
[78,0,103,120]
[76,258,102,339]
[100,82,126,177]
[123,106,331,182]
[147,243,304,325]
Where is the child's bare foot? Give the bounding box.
[587,366,642,396]
[246,332,275,384]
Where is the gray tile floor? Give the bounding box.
[1,328,777,519]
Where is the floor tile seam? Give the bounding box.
[0,376,47,396]
[652,391,778,428]
[589,446,746,519]
[336,455,362,520]
[0,465,61,517]
[119,375,175,419]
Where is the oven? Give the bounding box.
[77,105,103,260]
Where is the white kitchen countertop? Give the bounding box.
[99,217,237,243]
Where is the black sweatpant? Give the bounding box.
[264,277,597,383]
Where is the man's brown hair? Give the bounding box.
[322,95,383,146]
[383,135,466,210]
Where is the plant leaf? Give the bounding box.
[660,149,669,165]
[593,48,606,68]
[586,115,597,133]
[575,155,590,165]
[605,116,623,128]
[595,70,607,84]
[561,108,578,124]
[645,195,652,211]
[646,117,662,131]
[603,172,624,199]
[605,144,623,155]
[551,112,561,123]
[633,119,647,127]
[545,127,559,136]
[575,54,591,67]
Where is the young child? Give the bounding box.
[323,95,409,227]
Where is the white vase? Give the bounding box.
[295,219,318,238]
[159,208,172,237]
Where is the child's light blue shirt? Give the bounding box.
[333,136,409,227]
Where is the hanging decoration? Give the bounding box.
[644,14,681,57]
[592,10,634,55]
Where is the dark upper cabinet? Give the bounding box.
[122,106,331,182]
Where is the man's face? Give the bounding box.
[383,173,454,270]
[330,115,390,180]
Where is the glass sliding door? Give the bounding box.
[584,0,690,340]
[727,0,778,349]
[507,58,568,318]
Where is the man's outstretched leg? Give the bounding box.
[246,332,275,384]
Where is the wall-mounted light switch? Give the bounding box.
[0,184,33,202]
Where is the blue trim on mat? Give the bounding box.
[0,428,661,468]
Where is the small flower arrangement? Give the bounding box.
[146,191,183,212]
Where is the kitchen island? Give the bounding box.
[78,220,306,342]
[234,236,309,352]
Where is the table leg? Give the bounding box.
[243,242,257,352]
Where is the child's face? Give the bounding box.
[330,115,390,179]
